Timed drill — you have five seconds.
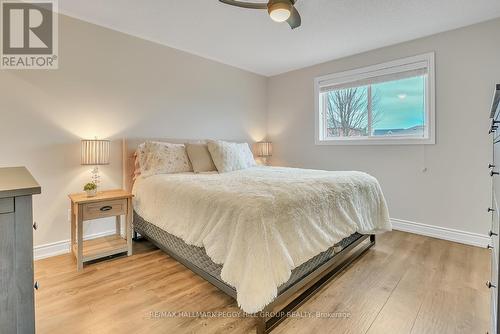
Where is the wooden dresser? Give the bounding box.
[489,84,500,334]
[0,167,41,334]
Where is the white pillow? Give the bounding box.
[207,140,256,173]
[139,141,193,177]
[239,143,257,168]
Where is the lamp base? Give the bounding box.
[258,156,271,166]
[91,166,101,189]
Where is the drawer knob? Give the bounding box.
[486,281,496,289]
[488,207,496,212]
[490,230,498,237]
[100,206,112,212]
[34,281,39,290]
[491,171,500,177]
[33,222,38,230]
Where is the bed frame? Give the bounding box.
[122,138,376,334]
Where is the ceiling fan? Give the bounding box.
[219,0,301,29]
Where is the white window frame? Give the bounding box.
[314,52,435,145]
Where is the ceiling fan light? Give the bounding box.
[268,3,291,22]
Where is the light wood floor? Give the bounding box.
[35,231,490,334]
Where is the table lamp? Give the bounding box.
[256,141,272,165]
[81,138,110,189]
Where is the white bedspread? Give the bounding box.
[132,166,391,313]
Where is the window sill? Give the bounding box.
[315,137,435,145]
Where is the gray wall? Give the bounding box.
[0,14,268,248]
[2,14,497,249]
[268,18,500,235]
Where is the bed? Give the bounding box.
[123,138,391,333]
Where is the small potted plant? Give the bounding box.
[83,182,97,197]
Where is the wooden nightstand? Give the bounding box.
[68,189,133,271]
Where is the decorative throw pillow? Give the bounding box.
[134,142,147,179]
[207,140,256,173]
[139,141,192,177]
[239,143,257,168]
[185,143,217,173]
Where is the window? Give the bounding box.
[314,53,435,145]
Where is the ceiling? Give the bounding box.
[59,0,500,76]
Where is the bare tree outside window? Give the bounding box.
[325,87,381,137]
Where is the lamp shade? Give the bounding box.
[256,141,272,157]
[81,139,110,165]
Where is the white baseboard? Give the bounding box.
[34,230,119,260]
[391,218,490,248]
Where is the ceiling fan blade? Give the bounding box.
[286,6,301,29]
[219,0,268,10]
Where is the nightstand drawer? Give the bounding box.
[82,199,127,220]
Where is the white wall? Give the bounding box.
[0,14,268,249]
[267,18,500,236]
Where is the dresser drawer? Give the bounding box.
[490,197,499,334]
[495,172,500,204]
[82,199,127,220]
[493,233,500,272]
[491,243,499,318]
[492,242,498,284]
[0,198,14,214]
[492,195,499,236]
